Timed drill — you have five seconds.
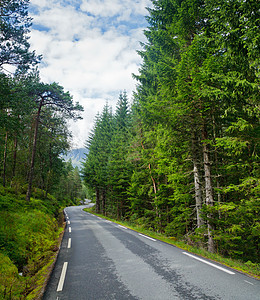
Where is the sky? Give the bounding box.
[28,0,151,148]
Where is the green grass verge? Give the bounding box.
[83,207,260,280]
[26,226,65,299]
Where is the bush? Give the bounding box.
[0,253,24,299]
[0,210,58,272]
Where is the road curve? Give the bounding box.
[43,205,260,300]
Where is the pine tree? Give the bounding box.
[25,76,83,201]
[0,0,40,71]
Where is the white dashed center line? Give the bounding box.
[57,262,68,292]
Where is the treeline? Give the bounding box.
[0,0,83,203]
[83,0,259,264]
[0,1,84,298]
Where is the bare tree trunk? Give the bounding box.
[26,121,34,181]
[12,135,17,179]
[212,114,221,218]
[202,125,215,253]
[45,170,51,198]
[44,143,53,198]
[3,132,8,187]
[26,99,43,202]
[191,131,204,228]
[101,189,106,215]
[96,187,100,213]
[120,199,123,219]
[141,135,159,219]
[117,199,120,219]
[148,163,157,196]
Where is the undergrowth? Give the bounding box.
[84,207,260,279]
[0,185,65,299]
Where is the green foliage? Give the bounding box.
[82,0,259,264]
[0,0,85,297]
[0,253,24,299]
[0,184,63,298]
[0,200,59,271]
[55,162,85,206]
[0,0,41,72]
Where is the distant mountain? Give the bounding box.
[61,148,88,169]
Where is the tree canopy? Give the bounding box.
[83,0,259,263]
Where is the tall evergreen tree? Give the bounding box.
[83,104,113,213]
[0,0,40,72]
[107,92,133,218]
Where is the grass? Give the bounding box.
[83,207,260,280]
[26,224,65,299]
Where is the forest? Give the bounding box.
[0,0,259,297]
[82,0,259,266]
[0,0,84,298]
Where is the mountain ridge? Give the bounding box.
[62,148,88,169]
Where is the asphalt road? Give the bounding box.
[43,204,260,300]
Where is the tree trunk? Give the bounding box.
[12,135,17,179]
[141,135,159,218]
[202,125,215,253]
[212,114,221,218]
[191,131,204,228]
[3,132,8,187]
[117,199,120,219]
[26,99,43,201]
[101,189,106,215]
[96,187,100,213]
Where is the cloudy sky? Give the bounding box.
[28,0,151,148]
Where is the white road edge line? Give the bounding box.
[57,262,68,292]
[182,252,235,275]
[68,238,71,249]
[69,227,71,233]
[138,233,156,241]
[118,225,128,229]
[244,280,254,286]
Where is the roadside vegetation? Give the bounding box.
[0,1,85,298]
[0,180,85,299]
[82,0,259,276]
[0,186,61,299]
[84,207,260,279]
[1,0,259,297]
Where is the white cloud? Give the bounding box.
[80,0,149,20]
[29,0,150,147]
[80,0,122,18]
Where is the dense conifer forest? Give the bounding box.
[82,0,259,265]
[0,0,84,298]
[0,0,259,297]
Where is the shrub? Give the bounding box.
[0,253,24,299]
